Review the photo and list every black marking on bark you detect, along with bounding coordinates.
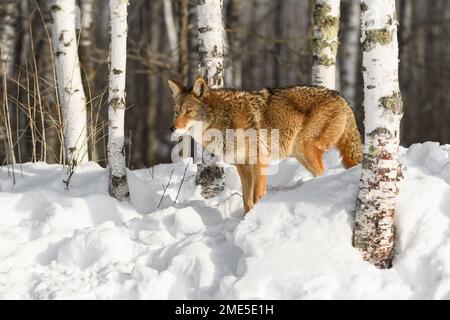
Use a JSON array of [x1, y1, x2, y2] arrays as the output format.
[[113, 68, 123, 75], [109, 97, 125, 111], [51, 5, 62, 11], [64, 39, 73, 47], [367, 127, 393, 139], [360, 2, 368, 12], [109, 174, 130, 200], [196, 163, 225, 199], [199, 26, 213, 33]]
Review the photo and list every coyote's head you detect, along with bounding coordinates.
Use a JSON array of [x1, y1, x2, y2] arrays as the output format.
[[167, 76, 211, 136]]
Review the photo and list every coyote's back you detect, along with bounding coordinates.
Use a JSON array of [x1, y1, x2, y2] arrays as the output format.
[[168, 77, 363, 214]]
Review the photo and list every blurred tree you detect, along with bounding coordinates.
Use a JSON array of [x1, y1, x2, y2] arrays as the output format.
[[339, 0, 359, 108]]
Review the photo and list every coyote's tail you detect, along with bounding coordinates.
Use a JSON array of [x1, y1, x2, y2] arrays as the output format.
[[337, 106, 363, 168]]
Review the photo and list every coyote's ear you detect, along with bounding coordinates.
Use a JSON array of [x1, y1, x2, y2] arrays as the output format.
[[192, 76, 209, 99], [168, 79, 185, 97]]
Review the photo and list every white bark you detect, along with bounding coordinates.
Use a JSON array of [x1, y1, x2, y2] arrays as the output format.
[[108, 0, 130, 201], [340, 0, 360, 108], [196, 0, 225, 198], [52, 0, 89, 166], [353, 0, 404, 269], [198, 0, 225, 87], [312, 0, 341, 89], [162, 0, 178, 59]]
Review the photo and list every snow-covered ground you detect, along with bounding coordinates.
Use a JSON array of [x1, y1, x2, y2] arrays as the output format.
[[1, 142, 450, 299]]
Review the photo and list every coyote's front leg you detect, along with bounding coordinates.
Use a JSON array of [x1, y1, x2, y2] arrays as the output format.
[[236, 164, 255, 215], [253, 162, 267, 204]]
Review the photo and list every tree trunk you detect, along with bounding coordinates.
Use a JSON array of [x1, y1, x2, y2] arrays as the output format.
[[145, 0, 159, 167], [178, 0, 189, 83], [78, 0, 98, 162], [312, 0, 341, 89], [163, 0, 178, 61], [353, 0, 404, 269], [273, 0, 283, 87], [35, 0, 60, 164], [51, 0, 89, 167], [339, 0, 359, 108], [398, 0, 414, 145], [225, 0, 243, 88], [0, 0, 18, 77], [0, 0, 19, 166], [108, 0, 130, 201], [196, 0, 225, 199], [79, 0, 95, 81]]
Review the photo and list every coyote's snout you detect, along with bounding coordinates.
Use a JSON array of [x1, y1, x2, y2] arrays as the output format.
[[168, 76, 363, 215]]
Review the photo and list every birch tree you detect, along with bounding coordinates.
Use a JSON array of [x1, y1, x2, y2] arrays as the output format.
[[108, 0, 130, 201], [52, 0, 89, 170], [339, 0, 360, 108], [353, 0, 404, 269], [312, 0, 341, 89], [196, 0, 225, 198]]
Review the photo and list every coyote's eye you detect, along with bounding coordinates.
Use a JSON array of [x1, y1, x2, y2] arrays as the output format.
[[186, 109, 192, 115]]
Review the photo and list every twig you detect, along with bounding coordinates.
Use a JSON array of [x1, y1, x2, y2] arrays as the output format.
[[174, 159, 191, 204], [62, 159, 77, 190], [158, 169, 174, 209], [149, 142, 160, 179], [128, 129, 133, 169]]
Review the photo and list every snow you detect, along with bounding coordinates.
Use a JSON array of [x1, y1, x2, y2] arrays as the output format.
[[1, 142, 450, 299]]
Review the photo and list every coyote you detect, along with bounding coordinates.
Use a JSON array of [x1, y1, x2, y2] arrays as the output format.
[[168, 76, 363, 214]]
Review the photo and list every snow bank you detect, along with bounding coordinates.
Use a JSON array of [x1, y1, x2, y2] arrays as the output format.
[[1, 143, 450, 299]]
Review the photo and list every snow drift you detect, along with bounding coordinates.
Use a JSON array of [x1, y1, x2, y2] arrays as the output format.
[[1, 142, 450, 299]]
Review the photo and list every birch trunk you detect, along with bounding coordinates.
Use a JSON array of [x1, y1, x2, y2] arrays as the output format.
[[52, 0, 89, 167], [312, 0, 341, 89], [353, 0, 404, 269], [339, 0, 360, 108], [108, 0, 130, 201], [196, 0, 225, 199]]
